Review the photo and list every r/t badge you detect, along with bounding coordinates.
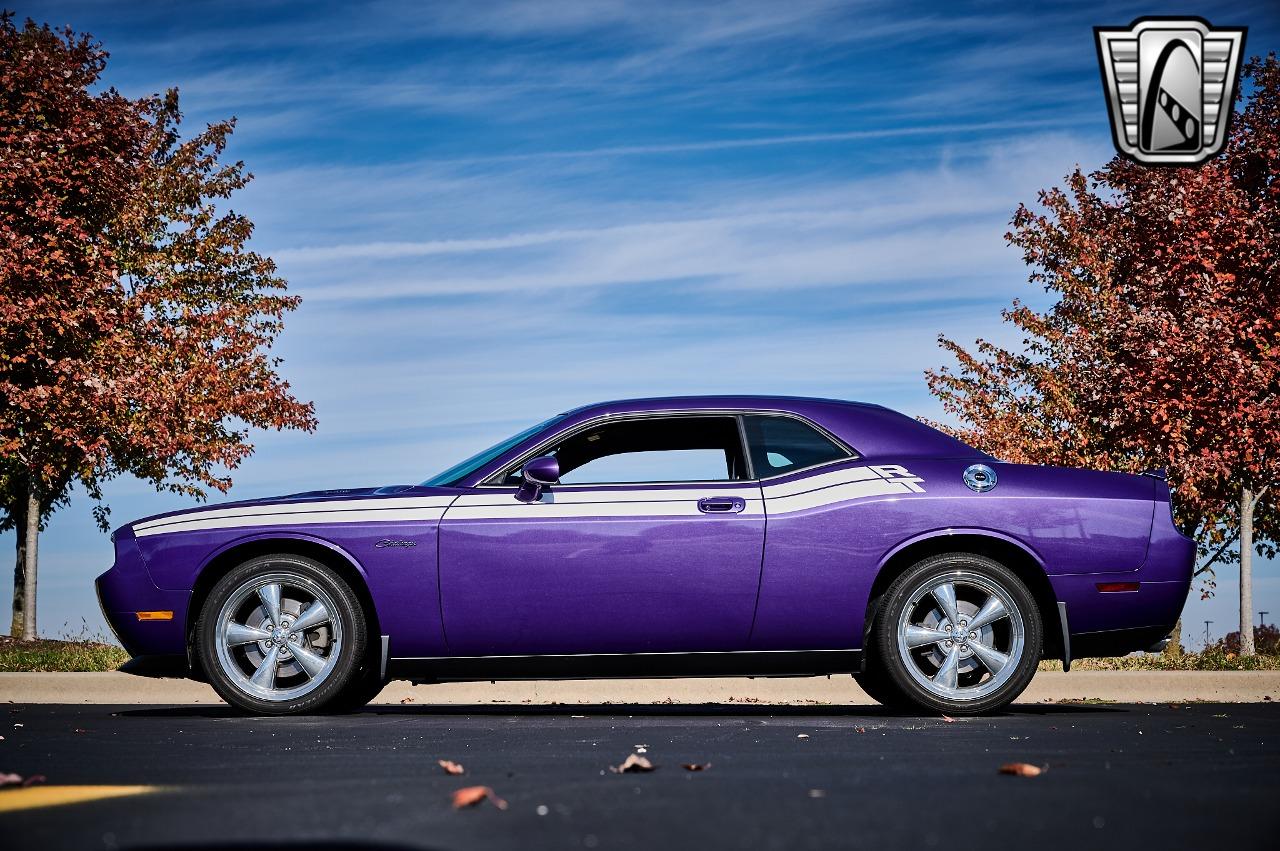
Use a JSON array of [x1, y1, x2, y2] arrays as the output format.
[[1094, 17, 1246, 166]]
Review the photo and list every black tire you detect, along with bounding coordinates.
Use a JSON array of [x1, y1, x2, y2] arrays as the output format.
[[852, 668, 909, 709], [331, 659, 387, 712], [855, 597, 911, 709], [196, 554, 368, 715], [871, 553, 1042, 716]]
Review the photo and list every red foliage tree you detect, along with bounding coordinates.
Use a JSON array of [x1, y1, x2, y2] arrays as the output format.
[[926, 55, 1280, 655], [0, 15, 315, 639]]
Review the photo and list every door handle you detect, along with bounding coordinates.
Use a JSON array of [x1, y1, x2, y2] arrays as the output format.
[[697, 497, 746, 514]]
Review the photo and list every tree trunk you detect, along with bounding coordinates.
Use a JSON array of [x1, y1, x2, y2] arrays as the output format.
[[20, 479, 39, 641], [9, 519, 25, 638], [1239, 486, 1255, 656], [1163, 616, 1184, 657]]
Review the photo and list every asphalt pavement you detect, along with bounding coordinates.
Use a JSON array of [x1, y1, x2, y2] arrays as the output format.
[[1, 701, 1277, 850]]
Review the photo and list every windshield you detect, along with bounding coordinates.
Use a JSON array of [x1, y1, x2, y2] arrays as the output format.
[[421, 415, 567, 487]]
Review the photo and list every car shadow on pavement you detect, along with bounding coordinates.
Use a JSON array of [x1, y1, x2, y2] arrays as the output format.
[[122, 844, 438, 851], [116, 701, 1125, 719]]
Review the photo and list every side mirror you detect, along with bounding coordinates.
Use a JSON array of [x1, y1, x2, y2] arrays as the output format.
[[515, 456, 559, 503]]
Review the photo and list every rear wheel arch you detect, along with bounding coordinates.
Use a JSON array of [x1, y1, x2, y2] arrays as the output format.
[[187, 537, 380, 680], [864, 533, 1063, 662]]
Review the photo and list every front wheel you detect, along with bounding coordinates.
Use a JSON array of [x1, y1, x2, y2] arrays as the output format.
[[196, 555, 367, 715], [871, 554, 1041, 715]]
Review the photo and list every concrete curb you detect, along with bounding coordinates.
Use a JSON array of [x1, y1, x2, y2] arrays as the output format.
[[1, 670, 1277, 706]]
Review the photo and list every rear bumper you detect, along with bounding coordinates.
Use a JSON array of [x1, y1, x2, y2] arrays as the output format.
[[1050, 504, 1194, 660], [1069, 625, 1177, 659]]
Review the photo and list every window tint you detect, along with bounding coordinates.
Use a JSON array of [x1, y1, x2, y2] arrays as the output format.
[[499, 416, 749, 484], [742, 415, 850, 478]]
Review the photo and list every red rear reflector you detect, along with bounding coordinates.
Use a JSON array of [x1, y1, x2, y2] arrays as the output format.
[[1095, 582, 1140, 593], [135, 611, 174, 621]]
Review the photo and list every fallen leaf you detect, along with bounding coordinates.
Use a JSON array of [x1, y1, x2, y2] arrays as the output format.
[[451, 785, 507, 810], [610, 753, 655, 773], [853, 726, 866, 734], [999, 763, 1045, 777], [941, 715, 955, 723], [438, 759, 465, 775], [0, 772, 44, 788], [400, 697, 415, 704], [682, 763, 711, 771]]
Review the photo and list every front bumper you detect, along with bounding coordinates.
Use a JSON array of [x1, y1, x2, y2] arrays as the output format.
[[96, 527, 191, 659]]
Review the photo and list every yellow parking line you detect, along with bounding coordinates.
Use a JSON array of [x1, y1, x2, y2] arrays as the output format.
[[0, 785, 158, 813]]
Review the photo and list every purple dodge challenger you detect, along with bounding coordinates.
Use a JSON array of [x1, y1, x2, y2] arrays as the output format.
[[98, 396, 1193, 715]]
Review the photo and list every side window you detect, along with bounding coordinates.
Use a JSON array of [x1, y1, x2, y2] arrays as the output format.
[[561, 449, 729, 484], [500, 416, 749, 484], [742, 415, 850, 478]]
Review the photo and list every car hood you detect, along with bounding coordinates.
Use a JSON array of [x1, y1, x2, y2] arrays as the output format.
[[119, 484, 459, 534]]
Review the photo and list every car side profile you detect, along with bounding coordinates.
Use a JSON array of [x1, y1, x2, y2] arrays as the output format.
[[97, 396, 1194, 715]]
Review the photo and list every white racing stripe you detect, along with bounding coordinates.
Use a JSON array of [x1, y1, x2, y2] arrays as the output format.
[[760, 465, 883, 498], [765, 477, 918, 514], [132, 496, 457, 538], [454, 487, 760, 506], [134, 506, 452, 537], [133, 495, 457, 531], [129, 467, 926, 537], [761, 463, 926, 514], [447, 488, 764, 520]]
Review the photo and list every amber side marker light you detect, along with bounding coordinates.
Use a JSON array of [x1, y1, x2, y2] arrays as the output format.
[[135, 611, 174, 621], [1095, 582, 1140, 593]]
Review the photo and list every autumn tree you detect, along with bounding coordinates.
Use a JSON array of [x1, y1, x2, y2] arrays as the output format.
[[0, 15, 315, 639], [926, 55, 1280, 656]]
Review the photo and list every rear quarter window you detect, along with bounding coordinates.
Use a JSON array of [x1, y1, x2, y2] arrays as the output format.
[[742, 415, 851, 478]]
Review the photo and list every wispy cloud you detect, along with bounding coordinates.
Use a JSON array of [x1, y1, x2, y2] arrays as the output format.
[[260, 132, 1104, 302]]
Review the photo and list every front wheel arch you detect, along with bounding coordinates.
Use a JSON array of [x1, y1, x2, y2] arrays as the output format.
[[187, 537, 380, 682], [863, 534, 1063, 665]]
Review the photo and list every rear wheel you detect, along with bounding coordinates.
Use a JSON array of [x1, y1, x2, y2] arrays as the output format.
[[852, 666, 908, 709], [872, 553, 1041, 715], [196, 555, 367, 715]]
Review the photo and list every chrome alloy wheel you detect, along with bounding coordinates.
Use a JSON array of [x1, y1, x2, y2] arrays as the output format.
[[214, 570, 344, 702], [895, 570, 1025, 702]]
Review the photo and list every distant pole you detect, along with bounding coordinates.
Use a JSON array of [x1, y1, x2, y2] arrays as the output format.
[[1203, 620, 1213, 647], [1261, 612, 1270, 627]]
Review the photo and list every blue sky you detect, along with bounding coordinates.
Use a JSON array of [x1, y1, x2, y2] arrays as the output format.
[[8, 0, 1279, 647]]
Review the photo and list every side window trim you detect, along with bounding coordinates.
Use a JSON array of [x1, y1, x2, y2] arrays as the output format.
[[477, 409, 856, 487], [735, 414, 757, 481], [481, 411, 751, 487]]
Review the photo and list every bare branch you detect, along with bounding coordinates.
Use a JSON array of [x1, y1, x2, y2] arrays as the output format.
[[1194, 530, 1241, 577]]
